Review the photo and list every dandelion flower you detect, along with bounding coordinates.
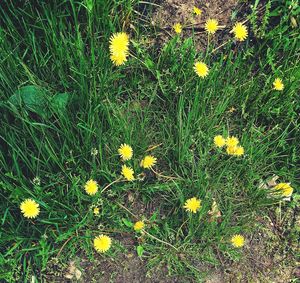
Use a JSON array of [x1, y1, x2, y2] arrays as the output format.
[[110, 52, 128, 66], [275, 183, 293, 197], [93, 207, 100, 215], [273, 78, 284, 91], [173, 23, 182, 34], [233, 22, 248, 41], [226, 136, 239, 147], [231, 234, 245, 248], [118, 144, 133, 161], [234, 146, 244, 156], [194, 61, 209, 78], [193, 7, 202, 16], [205, 19, 219, 34], [84, 179, 98, 195], [184, 197, 201, 213], [94, 234, 112, 253], [134, 221, 145, 231], [109, 32, 129, 66], [226, 146, 237, 155], [121, 165, 135, 181], [20, 199, 40, 218], [140, 155, 157, 169], [214, 135, 226, 148]]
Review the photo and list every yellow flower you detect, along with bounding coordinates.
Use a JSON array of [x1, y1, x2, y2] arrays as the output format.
[[214, 135, 226, 148], [94, 234, 112, 253], [232, 22, 248, 41], [84, 179, 98, 195], [275, 183, 293, 197], [231, 234, 245, 248], [226, 146, 237, 155], [234, 146, 244, 156], [20, 199, 40, 218], [109, 32, 129, 66], [121, 165, 135, 181], [118, 144, 133, 161], [193, 6, 202, 15], [183, 197, 201, 213], [173, 23, 182, 34], [194, 61, 209, 78], [93, 207, 100, 215], [140, 155, 157, 169], [273, 78, 284, 91], [110, 52, 128, 66], [134, 221, 145, 231], [205, 19, 219, 34], [226, 136, 239, 147]]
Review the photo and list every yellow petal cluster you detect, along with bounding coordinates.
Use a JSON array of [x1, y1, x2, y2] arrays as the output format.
[[231, 234, 245, 248], [121, 165, 135, 181], [205, 19, 219, 34], [20, 199, 40, 219], [94, 234, 112, 253], [275, 183, 293, 197], [214, 135, 226, 148], [193, 7, 202, 16], [140, 155, 157, 169], [109, 32, 129, 66], [134, 221, 145, 231], [194, 61, 209, 78], [273, 78, 284, 91], [233, 22, 248, 41], [183, 197, 201, 213], [84, 179, 98, 195], [118, 144, 133, 161], [173, 23, 182, 34]]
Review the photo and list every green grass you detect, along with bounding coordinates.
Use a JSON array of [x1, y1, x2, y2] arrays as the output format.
[[0, 0, 299, 281]]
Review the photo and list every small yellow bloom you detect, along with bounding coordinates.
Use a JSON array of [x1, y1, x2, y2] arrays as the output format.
[[234, 146, 244, 156], [121, 165, 135, 181], [231, 234, 245, 248], [183, 197, 201, 213], [93, 207, 100, 215], [173, 23, 182, 34], [110, 52, 127, 66], [94, 234, 112, 253], [118, 144, 133, 161], [134, 221, 145, 231], [226, 146, 237, 155], [194, 61, 209, 78], [226, 136, 239, 147], [232, 22, 248, 41], [20, 199, 40, 219], [214, 135, 226, 148], [275, 183, 293, 197], [205, 19, 219, 34], [84, 179, 98, 195], [273, 78, 284, 91], [140, 155, 157, 169], [109, 32, 129, 66], [193, 6, 202, 15]]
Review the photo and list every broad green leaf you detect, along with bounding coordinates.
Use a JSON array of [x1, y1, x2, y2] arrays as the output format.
[[50, 92, 69, 112], [122, 218, 133, 228], [8, 85, 49, 118], [136, 245, 144, 257]]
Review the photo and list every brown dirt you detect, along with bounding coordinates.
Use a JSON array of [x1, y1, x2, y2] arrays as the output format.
[[149, 0, 244, 50]]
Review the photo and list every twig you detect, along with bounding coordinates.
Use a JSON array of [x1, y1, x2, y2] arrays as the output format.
[[101, 177, 122, 193], [57, 236, 73, 257]]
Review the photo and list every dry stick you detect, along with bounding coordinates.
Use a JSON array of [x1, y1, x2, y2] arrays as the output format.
[[145, 143, 163, 152], [116, 202, 179, 251], [101, 177, 122, 194], [57, 236, 73, 257], [151, 168, 182, 180]]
